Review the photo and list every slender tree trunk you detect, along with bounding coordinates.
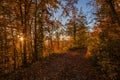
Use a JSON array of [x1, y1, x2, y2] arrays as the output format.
[[57, 38, 60, 50], [34, 0, 38, 61], [23, 0, 27, 66], [39, 22, 44, 58], [73, 21, 76, 44], [50, 34, 53, 53], [4, 26, 8, 72], [107, 0, 120, 26], [56, 32, 60, 50], [29, 18, 34, 62], [13, 40, 16, 70], [19, 0, 23, 26], [11, 27, 16, 70]]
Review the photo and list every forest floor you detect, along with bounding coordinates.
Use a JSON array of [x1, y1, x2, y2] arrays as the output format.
[[4, 48, 105, 80]]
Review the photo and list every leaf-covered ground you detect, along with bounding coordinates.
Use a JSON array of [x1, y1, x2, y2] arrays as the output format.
[[6, 49, 105, 80]]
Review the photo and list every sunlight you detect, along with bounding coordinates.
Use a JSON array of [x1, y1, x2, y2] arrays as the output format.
[[20, 37, 24, 41]]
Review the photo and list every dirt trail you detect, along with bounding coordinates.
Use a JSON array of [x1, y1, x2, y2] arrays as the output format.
[[9, 49, 104, 80]]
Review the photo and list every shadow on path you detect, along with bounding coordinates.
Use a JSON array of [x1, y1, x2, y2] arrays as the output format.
[[8, 48, 105, 80]]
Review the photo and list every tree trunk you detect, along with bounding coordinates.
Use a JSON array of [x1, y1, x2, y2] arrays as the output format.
[[34, 0, 38, 61], [22, 0, 27, 66], [107, 0, 120, 26], [73, 21, 76, 44], [38, 23, 44, 58]]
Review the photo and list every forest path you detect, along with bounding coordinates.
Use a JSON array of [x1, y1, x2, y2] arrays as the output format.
[[10, 49, 104, 80]]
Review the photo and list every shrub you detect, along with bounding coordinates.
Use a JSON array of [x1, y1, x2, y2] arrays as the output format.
[[91, 38, 120, 80]]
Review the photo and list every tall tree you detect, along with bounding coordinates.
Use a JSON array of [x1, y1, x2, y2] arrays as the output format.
[[67, 8, 88, 46], [90, 0, 120, 79], [0, 0, 79, 75]]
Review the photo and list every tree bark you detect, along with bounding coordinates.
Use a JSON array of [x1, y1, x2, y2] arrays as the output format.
[[73, 21, 76, 44], [106, 0, 120, 26], [34, 0, 38, 61], [22, 0, 27, 66]]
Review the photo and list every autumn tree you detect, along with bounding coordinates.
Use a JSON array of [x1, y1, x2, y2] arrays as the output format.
[[90, 0, 120, 79], [0, 0, 79, 76], [67, 8, 88, 47]]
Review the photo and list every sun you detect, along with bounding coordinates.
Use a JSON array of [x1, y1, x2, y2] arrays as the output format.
[[20, 37, 24, 41]]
